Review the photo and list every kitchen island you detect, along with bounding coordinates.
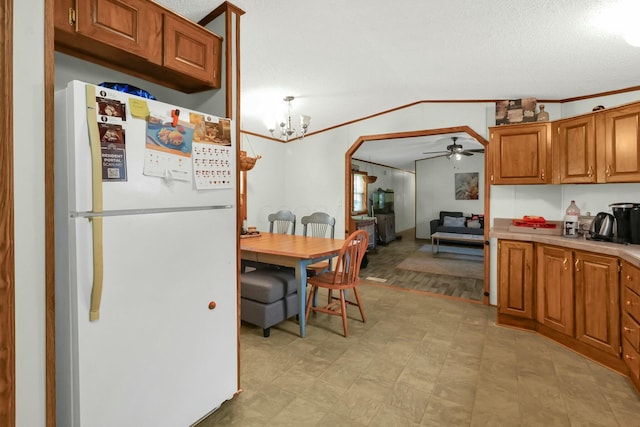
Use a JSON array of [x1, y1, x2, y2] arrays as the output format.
[[491, 219, 640, 396]]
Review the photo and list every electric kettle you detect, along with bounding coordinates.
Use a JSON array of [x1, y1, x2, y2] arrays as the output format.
[[589, 212, 615, 240]]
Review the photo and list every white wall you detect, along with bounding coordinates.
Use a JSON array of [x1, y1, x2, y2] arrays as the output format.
[[415, 153, 485, 239], [246, 95, 640, 307], [14, 2, 46, 425]]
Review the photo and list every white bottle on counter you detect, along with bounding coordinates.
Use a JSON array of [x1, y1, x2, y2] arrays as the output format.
[[564, 200, 580, 238]]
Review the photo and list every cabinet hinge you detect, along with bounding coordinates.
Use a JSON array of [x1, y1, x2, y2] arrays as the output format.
[[618, 264, 622, 273], [68, 8, 76, 26]]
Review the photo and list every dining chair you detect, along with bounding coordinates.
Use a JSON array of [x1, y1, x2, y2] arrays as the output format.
[[301, 212, 336, 276], [268, 210, 296, 235], [305, 229, 369, 337], [242, 210, 297, 273]]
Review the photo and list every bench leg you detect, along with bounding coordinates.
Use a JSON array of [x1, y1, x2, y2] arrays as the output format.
[[263, 327, 270, 338]]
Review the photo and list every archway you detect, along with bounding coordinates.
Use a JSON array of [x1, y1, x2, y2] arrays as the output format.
[[344, 125, 491, 304]]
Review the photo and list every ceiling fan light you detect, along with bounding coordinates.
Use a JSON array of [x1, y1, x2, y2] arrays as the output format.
[[454, 153, 462, 160]]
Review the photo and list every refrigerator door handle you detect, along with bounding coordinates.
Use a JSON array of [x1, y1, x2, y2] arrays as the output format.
[[86, 85, 104, 321]]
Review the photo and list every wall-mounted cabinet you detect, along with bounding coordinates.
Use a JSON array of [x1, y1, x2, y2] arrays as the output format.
[[554, 114, 597, 183], [55, 0, 222, 93], [492, 101, 640, 185], [490, 123, 551, 184]]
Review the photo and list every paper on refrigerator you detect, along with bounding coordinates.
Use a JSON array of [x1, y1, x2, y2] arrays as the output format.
[[143, 112, 194, 182]]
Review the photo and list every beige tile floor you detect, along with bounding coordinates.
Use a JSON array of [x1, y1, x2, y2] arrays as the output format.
[[198, 284, 640, 426]]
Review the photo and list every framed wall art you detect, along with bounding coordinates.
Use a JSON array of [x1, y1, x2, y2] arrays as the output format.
[[455, 172, 479, 200]]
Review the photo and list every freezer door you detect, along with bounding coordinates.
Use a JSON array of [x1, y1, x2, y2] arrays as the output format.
[[57, 208, 237, 427], [59, 80, 235, 213]]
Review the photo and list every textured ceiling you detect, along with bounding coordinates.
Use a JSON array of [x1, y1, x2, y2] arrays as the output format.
[[155, 0, 640, 171]]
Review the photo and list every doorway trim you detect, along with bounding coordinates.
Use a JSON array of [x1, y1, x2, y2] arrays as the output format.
[[0, 0, 15, 424], [344, 125, 491, 305]]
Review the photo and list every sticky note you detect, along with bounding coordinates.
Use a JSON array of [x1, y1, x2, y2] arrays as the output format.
[[129, 99, 149, 119]]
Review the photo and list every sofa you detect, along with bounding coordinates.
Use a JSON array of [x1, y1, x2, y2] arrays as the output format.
[[429, 211, 484, 236]]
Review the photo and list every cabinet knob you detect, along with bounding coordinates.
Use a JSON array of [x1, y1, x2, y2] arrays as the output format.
[[606, 165, 612, 176], [541, 169, 545, 180], [208, 301, 217, 310], [563, 258, 569, 270], [625, 354, 635, 361], [574, 259, 580, 272], [587, 165, 594, 177], [627, 274, 632, 281], [626, 300, 632, 306], [623, 326, 634, 333]]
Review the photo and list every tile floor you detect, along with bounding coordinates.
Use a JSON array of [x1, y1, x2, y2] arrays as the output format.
[[197, 283, 640, 426]]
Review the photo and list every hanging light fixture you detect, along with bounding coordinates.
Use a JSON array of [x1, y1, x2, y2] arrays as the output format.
[[267, 96, 311, 141]]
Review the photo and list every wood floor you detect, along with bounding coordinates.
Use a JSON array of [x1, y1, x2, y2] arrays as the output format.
[[361, 233, 484, 302]]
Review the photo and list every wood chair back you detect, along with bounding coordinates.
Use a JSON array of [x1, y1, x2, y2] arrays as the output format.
[[301, 212, 335, 238], [305, 230, 369, 337], [268, 210, 296, 235]]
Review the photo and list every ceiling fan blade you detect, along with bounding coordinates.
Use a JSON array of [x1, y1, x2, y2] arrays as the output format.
[[461, 151, 473, 156], [423, 153, 450, 159], [421, 150, 449, 155], [466, 148, 485, 153]]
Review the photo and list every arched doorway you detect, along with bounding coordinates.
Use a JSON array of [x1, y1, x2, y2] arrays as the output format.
[[343, 125, 491, 305]]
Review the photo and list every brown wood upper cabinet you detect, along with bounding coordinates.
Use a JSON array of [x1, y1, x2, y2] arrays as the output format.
[[490, 123, 551, 184], [603, 103, 640, 182], [554, 114, 597, 183], [553, 102, 640, 183], [55, 0, 222, 93]]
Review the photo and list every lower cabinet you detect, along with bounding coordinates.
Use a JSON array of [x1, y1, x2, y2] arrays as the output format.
[[536, 244, 575, 336], [498, 240, 627, 380], [574, 251, 620, 355], [498, 240, 534, 319], [622, 261, 640, 385]]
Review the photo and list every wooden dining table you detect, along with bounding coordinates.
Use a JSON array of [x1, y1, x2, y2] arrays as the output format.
[[240, 232, 345, 337]]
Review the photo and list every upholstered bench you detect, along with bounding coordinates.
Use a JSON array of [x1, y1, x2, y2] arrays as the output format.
[[240, 268, 299, 337]]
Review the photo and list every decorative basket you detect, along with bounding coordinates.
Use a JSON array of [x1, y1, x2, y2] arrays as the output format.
[[240, 150, 261, 171], [365, 175, 378, 184]]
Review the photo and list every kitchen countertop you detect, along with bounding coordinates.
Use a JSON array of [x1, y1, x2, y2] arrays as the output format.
[[490, 221, 640, 268]]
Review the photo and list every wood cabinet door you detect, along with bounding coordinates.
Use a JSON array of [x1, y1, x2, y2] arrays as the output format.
[[163, 13, 220, 86], [498, 240, 534, 318], [490, 123, 551, 184], [604, 103, 640, 182], [76, 0, 159, 59], [574, 251, 620, 355], [536, 244, 574, 335], [55, 0, 76, 34], [555, 115, 597, 183]]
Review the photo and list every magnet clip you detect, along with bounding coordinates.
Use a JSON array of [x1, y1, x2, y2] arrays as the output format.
[[171, 109, 180, 127]]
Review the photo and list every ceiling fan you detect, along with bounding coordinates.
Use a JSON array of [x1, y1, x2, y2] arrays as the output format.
[[422, 136, 485, 160]]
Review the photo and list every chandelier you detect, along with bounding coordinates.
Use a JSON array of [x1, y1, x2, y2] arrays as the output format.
[[267, 96, 311, 141]]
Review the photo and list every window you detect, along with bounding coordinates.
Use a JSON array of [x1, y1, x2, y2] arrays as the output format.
[[352, 171, 368, 215]]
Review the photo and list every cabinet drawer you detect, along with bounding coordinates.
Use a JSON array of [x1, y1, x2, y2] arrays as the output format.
[[622, 311, 640, 351], [622, 261, 640, 295], [624, 287, 640, 323], [623, 337, 640, 380]]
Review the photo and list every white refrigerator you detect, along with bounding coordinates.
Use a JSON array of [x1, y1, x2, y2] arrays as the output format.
[[54, 80, 238, 427]]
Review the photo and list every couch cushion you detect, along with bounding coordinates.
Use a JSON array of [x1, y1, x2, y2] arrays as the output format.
[[240, 269, 297, 304], [436, 225, 484, 235], [442, 216, 466, 227], [439, 211, 463, 222]]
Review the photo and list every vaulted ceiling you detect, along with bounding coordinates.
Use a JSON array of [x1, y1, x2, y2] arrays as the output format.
[[155, 0, 640, 170]]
